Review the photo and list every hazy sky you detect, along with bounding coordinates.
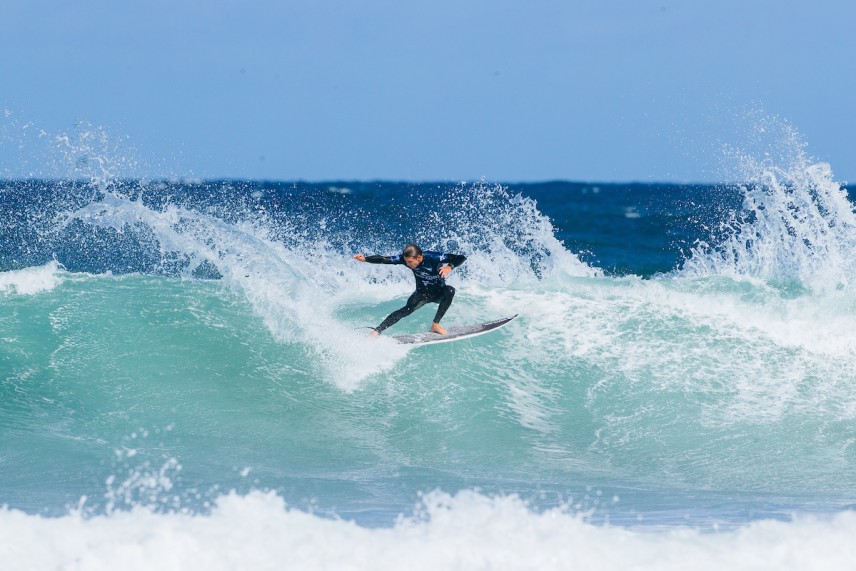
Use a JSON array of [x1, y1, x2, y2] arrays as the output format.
[[2, 0, 854, 182]]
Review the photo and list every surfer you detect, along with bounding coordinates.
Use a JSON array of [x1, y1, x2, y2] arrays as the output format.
[[353, 243, 466, 336]]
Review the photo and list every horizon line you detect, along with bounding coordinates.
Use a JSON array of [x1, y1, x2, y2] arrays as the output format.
[[0, 177, 758, 186]]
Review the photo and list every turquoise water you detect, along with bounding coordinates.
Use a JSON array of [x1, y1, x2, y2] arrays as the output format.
[[4, 257, 856, 524]]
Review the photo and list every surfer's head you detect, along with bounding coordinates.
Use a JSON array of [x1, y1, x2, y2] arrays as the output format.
[[402, 243, 423, 268]]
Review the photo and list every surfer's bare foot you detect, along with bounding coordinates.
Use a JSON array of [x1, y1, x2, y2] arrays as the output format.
[[369, 329, 379, 337], [430, 323, 447, 335]]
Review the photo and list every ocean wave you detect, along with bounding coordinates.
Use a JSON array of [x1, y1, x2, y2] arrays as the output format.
[[4, 271, 856, 500], [4, 116, 856, 559], [681, 122, 856, 293]]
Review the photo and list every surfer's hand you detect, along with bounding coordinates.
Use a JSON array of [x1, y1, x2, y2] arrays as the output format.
[[353, 254, 366, 262], [439, 265, 452, 278]]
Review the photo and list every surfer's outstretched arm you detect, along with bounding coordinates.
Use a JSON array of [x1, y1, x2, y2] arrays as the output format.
[[353, 254, 401, 264]]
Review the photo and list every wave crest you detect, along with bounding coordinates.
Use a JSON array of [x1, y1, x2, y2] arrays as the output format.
[[682, 122, 856, 293], [0, 261, 64, 296]]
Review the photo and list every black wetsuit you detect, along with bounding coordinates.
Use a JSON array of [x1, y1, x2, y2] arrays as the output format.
[[364, 251, 467, 333]]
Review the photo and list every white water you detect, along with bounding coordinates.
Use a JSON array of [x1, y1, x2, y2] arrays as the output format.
[[2, 490, 855, 571], [0, 261, 64, 296], [57, 179, 601, 392], [61, 192, 415, 391], [683, 122, 856, 293]]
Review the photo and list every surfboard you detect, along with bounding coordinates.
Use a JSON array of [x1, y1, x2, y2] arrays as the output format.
[[391, 315, 518, 346]]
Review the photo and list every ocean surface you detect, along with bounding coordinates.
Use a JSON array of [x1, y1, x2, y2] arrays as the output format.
[[3, 137, 856, 568]]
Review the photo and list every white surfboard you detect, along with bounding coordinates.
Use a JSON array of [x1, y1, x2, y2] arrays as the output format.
[[391, 315, 518, 346]]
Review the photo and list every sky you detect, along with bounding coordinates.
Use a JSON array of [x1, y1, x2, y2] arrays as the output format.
[[1, 0, 854, 182]]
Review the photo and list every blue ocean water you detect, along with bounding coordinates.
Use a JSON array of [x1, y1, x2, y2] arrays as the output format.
[[3, 130, 856, 569]]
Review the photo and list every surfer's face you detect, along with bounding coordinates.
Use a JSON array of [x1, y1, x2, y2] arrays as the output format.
[[404, 255, 423, 269]]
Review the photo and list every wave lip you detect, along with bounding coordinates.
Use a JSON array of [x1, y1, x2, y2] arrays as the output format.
[[682, 127, 856, 294], [0, 261, 64, 295]]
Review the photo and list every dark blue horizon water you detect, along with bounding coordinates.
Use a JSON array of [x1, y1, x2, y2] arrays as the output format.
[[9, 179, 846, 278]]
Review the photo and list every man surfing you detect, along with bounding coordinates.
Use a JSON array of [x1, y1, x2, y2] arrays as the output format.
[[353, 243, 466, 336]]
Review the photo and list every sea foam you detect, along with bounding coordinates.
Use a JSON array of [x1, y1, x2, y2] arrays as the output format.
[[0, 261, 64, 295], [683, 120, 856, 293], [2, 490, 855, 571]]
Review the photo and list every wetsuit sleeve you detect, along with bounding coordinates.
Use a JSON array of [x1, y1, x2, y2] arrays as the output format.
[[364, 255, 403, 265], [443, 254, 467, 268]]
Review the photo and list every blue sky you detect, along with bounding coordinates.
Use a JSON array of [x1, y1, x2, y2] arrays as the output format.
[[2, 1, 854, 182]]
